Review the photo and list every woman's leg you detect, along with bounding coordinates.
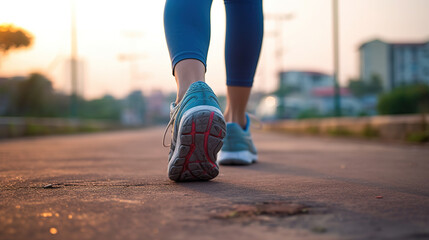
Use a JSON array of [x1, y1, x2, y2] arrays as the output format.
[[164, 0, 213, 103], [218, 0, 263, 166], [224, 86, 252, 127], [223, 0, 264, 127], [163, 0, 226, 181]]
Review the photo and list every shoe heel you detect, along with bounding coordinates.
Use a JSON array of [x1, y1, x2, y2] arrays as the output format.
[[168, 108, 226, 181]]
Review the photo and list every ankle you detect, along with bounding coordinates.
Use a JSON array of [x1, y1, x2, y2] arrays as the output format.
[[224, 111, 246, 128], [174, 59, 206, 104]]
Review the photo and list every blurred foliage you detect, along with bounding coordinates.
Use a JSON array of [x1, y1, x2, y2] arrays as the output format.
[[297, 108, 323, 119], [125, 90, 146, 118], [327, 127, 352, 137], [78, 94, 122, 120], [0, 73, 145, 121], [377, 84, 429, 115], [305, 126, 320, 134], [406, 131, 429, 143], [0, 73, 67, 117], [0, 24, 33, 54], [273, 84, 300, 97], [348, 74, 383, 97], [361, 124, 379, 138], [16, 73, 60, 116]]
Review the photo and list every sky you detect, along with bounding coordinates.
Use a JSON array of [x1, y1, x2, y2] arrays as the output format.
[[1, 0, 429, 99]]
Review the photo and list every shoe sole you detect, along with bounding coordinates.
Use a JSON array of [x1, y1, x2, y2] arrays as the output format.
[[168, 106, 226, 182], [218, 150, 258, 165]]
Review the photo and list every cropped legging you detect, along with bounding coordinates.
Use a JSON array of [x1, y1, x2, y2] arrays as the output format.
[[164, 0, 264, 87]]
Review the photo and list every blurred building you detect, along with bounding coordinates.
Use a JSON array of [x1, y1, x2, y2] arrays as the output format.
[[121, 90, 146, 126], [257, 88, 363, 120], [359, 39, 429, 91], [0, 77, 9, 115], [256, 71, 365, 120], [146, 90, 170, 124], [279, 71, 333, 96], [0, 76, 27, 115], [309, 87, 363, 116]]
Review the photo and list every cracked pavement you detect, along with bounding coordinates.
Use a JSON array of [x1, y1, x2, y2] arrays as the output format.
[[1, 128, 429, 240]]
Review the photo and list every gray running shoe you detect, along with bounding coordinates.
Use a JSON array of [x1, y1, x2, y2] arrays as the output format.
[[217, 114, 258, 165], [163, 81, 226, 181]]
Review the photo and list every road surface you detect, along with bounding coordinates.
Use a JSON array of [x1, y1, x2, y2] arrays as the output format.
[[1, 128, 428, 240]]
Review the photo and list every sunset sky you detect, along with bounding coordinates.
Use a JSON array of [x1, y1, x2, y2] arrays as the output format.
[[1, 0, 429, 99]]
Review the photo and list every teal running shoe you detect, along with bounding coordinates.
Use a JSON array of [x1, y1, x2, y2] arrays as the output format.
[[163, 81, 226, 181], [217, 114, 258, 165]]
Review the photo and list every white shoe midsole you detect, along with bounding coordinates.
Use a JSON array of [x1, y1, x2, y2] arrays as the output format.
[[218, 150, 258, 163]]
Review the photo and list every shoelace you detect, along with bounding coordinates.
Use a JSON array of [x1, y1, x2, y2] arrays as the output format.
[[162, 102, 181, 148]]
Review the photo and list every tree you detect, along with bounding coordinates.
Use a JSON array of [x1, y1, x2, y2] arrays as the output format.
[[0, 24, 33, 54], [348, 74, 383, 97], [0, 77, 20, 115], [366, 74, 383, 93], [377, 84, 429, 115], [0, 74, 70, 117], [0, 72, 142, 121], [126, 90, 146, 118], [15, 73, 57, 117], [0, 24, 33, 69], [78, 95, 122, 120]]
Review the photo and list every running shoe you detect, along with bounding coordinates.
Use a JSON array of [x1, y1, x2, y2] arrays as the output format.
[[163, 81, 226, 181], [217, 114, 258, 165]]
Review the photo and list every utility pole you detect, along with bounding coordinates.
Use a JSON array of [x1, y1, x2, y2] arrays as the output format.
[[118, 32, 145, 125], [264, 14, 294, 80], [332, 0, 342, 117], [264, 13, 293, 118], [118, 31, 145, 90], [70, 0, 78, 118]]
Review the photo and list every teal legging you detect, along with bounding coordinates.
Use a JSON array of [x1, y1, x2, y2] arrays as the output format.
[[164, 0, 264, 87]]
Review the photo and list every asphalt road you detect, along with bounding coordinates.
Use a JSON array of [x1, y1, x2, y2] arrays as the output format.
[[1, 128, 428, 240]]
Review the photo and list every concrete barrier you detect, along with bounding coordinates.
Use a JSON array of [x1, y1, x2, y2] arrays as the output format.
[[264, 114, 429, 143], [0, 117, 124, 138]]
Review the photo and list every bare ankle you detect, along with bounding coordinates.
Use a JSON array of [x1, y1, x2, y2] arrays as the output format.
[[224, 85, 251, 128], [224, 111, 246, 128], [174, 59, 206, 104]]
